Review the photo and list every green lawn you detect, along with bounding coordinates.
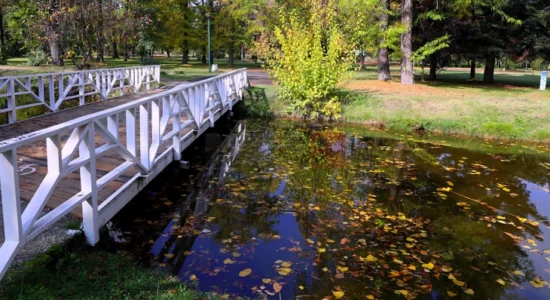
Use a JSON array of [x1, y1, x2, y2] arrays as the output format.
[[246, 66, 550, 143], [1, 234, 223, 299]]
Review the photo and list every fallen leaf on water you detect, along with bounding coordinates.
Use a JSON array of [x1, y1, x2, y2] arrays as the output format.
[[189, 274, 197, 281], [299, 285, 304, 290], [496, 279, 506, 285], [232, 252, 241, 257], [513, 270, 524, 276], [262, 278, 272, 284], [239, 268, 252, 277], [465, 289, 474, 295], [281, 261, 292, 268], [223, 258, 235, 265], [422, 262, 434, 270], [447, 291, 457, 297], [165, 253, 174, 259], [277, 267, 292, 276], [395, 290, 408, 296], [337, 266, 349, 273], [366, 295, 374, 299], [393, 258, 403, 265], [332, 291, 345, 299], [530, 279, 545, 288], [307, 239, 315, 244], [341, 238, 350, 245], [408, 265, 416, 271], [452, 278, 465, 287], [164, 201, 173, 206], [319, 248, 327, 253], [366, 254, 377, 262], [273, 282, 282, 293], [441, 266, 453, 272]]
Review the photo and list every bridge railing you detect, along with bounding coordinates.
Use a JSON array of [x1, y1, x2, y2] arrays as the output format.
[[0, 68, 247, 280], [0, 65, 161, 125]]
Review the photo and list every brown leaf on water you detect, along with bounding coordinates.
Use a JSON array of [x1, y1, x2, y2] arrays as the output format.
[[341, 237, 350, 245], [239, 268, 252, 277], [273, 282, 283, 293]]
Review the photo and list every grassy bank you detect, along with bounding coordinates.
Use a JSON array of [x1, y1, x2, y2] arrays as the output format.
[[245, 67, 550, 143], [0, 234, 219, 299]]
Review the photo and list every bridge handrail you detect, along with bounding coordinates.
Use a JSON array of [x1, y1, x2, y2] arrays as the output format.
[[0, 65, 161, 125], [0, 68, 248, 280]]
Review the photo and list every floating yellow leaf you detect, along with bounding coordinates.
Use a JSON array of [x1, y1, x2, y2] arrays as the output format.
[[232, 252, 241, 257], [530, 279, 545, 288], [332, 291, 345, 299], [452, 279, 465, 287], [366, 254, 377, 262], [164, 201, 173, 206], [318, 248, 326, 253], [441, 266, 453, 272], [513, 270, 524, 276], [337, 266, 349, 273], [408, 265, 416, 271], [262, 278, 272, 284], [422, 262, 434, 270], [395, 290, 408, 296], [327, 239, 335, 243], [281, 261, 292, 268], [447, 291, 457, 297], [277, 267, 292, 276], [239, 268, 252, 277], [223, 258, 235, 265], [393, 258, 403, 265], [299, 285, 304, 290], [165, 253, 174, 259], [307, 239, 315, 244], [189, 274, 197, 281], [496, 279, 506, 285], [465, 289, 475, 295], [366, 295, 374, 299]]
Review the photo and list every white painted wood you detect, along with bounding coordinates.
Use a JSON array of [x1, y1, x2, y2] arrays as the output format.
[[0, 69, 248, 279], [0, 65, 161, 125]]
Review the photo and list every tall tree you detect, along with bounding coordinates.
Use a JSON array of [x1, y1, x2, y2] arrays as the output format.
[[400, 0, 413, 85], [378, 0, 390, 81]]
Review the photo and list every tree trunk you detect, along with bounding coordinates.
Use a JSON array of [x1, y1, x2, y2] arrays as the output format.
[[167, 49, 171, 60], [228, 41, 235, 67], [47, 0, 63, 66], [470, 58, 476, 80], [400, 0, 414, 85], [96, 0, 105, 62], [378, 0, 391, 81], [0, 7, 5, 48], [483, 55, 495, 82], [429, 53, 437, 80], [181, 40, 189, 64], [123, 45, 129, 61], [112, 41, 119, 59]]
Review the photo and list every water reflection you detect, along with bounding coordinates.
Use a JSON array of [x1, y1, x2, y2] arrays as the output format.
[[111, 120, 550, 299]]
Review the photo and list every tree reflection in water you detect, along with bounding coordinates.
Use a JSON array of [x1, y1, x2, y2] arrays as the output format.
[[110, 119, 550, 299]]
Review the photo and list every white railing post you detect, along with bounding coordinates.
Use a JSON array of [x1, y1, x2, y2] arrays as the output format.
[[7, 78, 16, 123], [81, 123, 99, 245], [139, 103, 150, 171], [0, 149, 23, 279]]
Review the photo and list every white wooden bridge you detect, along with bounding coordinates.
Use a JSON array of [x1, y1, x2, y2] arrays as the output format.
[[0, 66, 248, 279]]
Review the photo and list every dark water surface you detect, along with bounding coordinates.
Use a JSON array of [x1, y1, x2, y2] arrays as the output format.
[[109, 119, 550, 299]]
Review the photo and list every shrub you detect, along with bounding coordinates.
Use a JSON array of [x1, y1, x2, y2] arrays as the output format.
[[27, 49, 49, 66], [260, 3, 354, 119], [0, 47, 7, 65]]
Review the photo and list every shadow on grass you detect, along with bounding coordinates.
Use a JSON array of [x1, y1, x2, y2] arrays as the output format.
[[1, 234, 219, 299]]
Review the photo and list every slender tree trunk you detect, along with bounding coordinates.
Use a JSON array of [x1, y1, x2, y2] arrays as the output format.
[[483, 55, 495, 82], [400, 0, 414, 85], [123, 45, 129, 61], [112, 41, 119, 59], [378, 0, 391, 81], [470, 58, 476, 80], [429, 53, 437, 80], [228, 41, 235, 67], [0, 7, 5, 48], [182, 39, 189, 64], [241, 45, 245, 61], [96, 0, 105, 62], [167, 49, 171, 60], [47, 0, 63, 66]]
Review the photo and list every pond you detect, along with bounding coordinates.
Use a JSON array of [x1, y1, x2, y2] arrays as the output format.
[[108, 119, 550, 299]]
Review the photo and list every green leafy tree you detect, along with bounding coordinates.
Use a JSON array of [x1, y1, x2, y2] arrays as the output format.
[[263, 2, 354, 118]]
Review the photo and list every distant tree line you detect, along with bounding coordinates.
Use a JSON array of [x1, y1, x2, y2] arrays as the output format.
[[0, 0, 549, 85]]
